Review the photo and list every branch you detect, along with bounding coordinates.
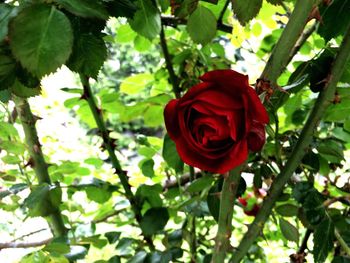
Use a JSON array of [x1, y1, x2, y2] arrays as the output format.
[[290, 229, 312, 263], [260, 0, 320, 86], [212, 167, 242, 263], [79, 75, 155, 250], [287, 21, 318, 65], [218, 0, 230, 25], [161, 15, 233, 34], [11, 228, 48, 242], [231, 23, 350, 263], [13, 97, 67, 237], [0, 238, 52, 250], [335, 228, 350, 256], [160, 25, 181, 98]]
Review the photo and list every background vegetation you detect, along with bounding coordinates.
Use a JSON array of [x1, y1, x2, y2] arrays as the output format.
[[0, 0, 350, 262]]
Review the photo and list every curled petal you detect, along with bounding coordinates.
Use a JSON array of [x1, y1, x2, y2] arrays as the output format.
[[247, 122, 266, 152]]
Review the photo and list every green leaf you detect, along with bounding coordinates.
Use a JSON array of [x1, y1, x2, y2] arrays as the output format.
[[317, 140, 344, 164], [0, 140, 25, 155], [134, 34, 152, 52], [105, 232, 121, 244], [129, 0, 161, 40], [9, 4, 73, 77], [136, 184, 163, 208], [275, 204, 299, 217], [67, 33, 107, 78], [304, 191, 326, 225], [317, 0, 350, 41], [187, 5, 217, 45], [107, 0, 137, 18], [313, 218, 334, 263], [140, 159, 155, 178], [279, 218, 299, 244], [140, 207, 169, 236], [0, 88, 11, 102], [324, 98, 350, 122], [187, 176, 214, 193], [115, 24, 137, 43], [20, 251, 49, 263], [344, 119, 350, 132], [0, 4, 17, 42], [162, 133, 184, 173], [120, 73, 153, 95], [292, 181, 313, 203], [0, 121, 19, 138], [115, 238, 135, 256], [54, 0, 109, 19], [85, 186, 112, 204], [207, 178, 222, 221], [144, 105, 164, 127], [24, 183, 56, 217], [0, 54, 16, 90], [1, 154, 21, 164], [266, 0, 283, 5], [44, 242, 70, 254], [332, 256, 350, 263], [129, 251, 147, 263], [232, 0, 263, 26], [11, 79, 41, 98]]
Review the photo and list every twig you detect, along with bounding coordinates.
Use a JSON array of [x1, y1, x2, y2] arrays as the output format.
[[218, 0, 230, 25], [79, 75, 155, 250], [160, 25, 181, 98], [290, 229, 312, 263], [323, 196, 350, 207], [11, 228, 48, 242], [163, 172, 203, 190], [231, 21, 350, 263], [13, 97, 67, 237], [335, 228, 350, 256], [0, 238, 53, 250], [287, 21, 318, 65], [298, 228, 312, 254], [92, 209, 126, 224], [212, 166, 242, 263], [161, 15, 233, 34]]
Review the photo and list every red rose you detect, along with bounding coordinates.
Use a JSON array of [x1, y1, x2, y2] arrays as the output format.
[[164, 69, 269, 173]]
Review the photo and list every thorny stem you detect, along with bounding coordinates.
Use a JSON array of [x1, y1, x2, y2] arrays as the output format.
[[160, 25, 181, 98], [231, 23, 350, 263], [79, 75, 155, 250], [260, 0, 321, 87], [212, 166, 242, 263], [13, 97, 67, 237]]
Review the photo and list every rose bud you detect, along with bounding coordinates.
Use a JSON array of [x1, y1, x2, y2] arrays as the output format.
[[164, 69, 269, 173], [238, 195, 260, 217]]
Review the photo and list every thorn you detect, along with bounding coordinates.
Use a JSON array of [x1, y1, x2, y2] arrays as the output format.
[[79, 93, 88, 100], [32, 114, 43, 124], [308, 6, 322, 23], [24, 157, 35, 168]]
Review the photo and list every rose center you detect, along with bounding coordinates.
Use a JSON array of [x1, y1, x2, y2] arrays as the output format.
[[190, 113, 233, 148]]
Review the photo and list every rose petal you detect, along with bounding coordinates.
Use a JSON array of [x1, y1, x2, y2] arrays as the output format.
[[164, 99, 181, 140], [247, 121, 266, 152], [200, 69, 249, 91], [195, 90, 244, 109], [180, 82, 213, 102], [246, 87, 269, 124]]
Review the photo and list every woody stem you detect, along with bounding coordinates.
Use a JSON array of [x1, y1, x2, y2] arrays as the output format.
[[212, 166, 242, 263]]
